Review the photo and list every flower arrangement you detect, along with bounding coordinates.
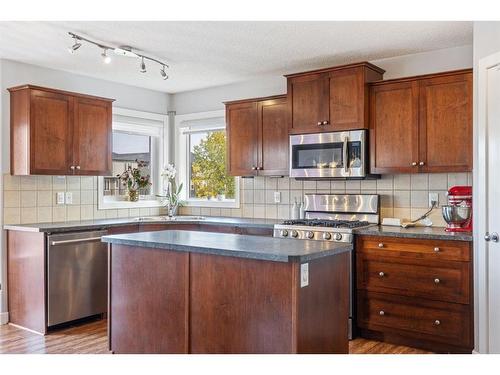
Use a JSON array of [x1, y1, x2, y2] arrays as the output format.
[[157, 164, 184, 217], [117, 160, 151, 202]]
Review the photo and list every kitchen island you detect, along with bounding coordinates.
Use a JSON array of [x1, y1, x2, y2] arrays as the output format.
[[102, 230, 352, 354]]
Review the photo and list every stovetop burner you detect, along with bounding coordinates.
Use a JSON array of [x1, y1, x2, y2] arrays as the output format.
[[281, 219, 371, 229]]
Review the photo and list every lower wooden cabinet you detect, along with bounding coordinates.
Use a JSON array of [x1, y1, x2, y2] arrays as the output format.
[[356, 235, 473, 353]]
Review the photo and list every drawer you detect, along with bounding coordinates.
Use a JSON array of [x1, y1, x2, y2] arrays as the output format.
[[357, 291, 472, 348], [357, 236, 471, 262], [357, 254, 470, 304]]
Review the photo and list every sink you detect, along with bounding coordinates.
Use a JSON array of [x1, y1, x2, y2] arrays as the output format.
[[133, 216, 205, 222]]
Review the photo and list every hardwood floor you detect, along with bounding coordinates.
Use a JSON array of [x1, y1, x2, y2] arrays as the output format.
[[0, 319, 431, 354]]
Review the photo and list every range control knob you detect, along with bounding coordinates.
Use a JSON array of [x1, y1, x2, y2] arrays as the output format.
[[322, 232, 332, 240], [306, 231, 314, 239], [333, 233, 343, 241], [291, 230, 299, 238], [280, 230, 289, 237]]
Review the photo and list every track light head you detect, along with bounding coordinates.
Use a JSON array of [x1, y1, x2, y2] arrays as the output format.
[[101, 49, 111, 64], [160, 66, 168, 80], [68, 36, 82, 54], [140, 57, 147, 73]]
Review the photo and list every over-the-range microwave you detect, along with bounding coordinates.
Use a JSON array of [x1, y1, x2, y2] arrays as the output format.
[[289, 130, 375, 179]]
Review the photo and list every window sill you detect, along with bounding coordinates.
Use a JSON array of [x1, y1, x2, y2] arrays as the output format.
[[98, 199, 164, 210], [183, 199, 240, 208]]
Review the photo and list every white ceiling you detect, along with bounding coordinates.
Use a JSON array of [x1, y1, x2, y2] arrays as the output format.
[[0, 21, 472, 94]]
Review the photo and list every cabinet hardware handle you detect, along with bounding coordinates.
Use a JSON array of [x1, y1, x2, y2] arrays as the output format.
[[252, 166, 257, 170], [378, 243, 384, 248], [379, 271, 385, 277], [434, 278, 440, 284], [258, 166, 263, 170], [76, 165, 81, 170], [434, 247, 440, 252], [322, 120, 329, 125], [485, 232, 499, 242], [379, 310, 385, 316], [412, 162, 417, 166], [419, 161, 425, 166], [317, 121, 323, 126], [70, 165, 75, 170], [434, 320, 441, 326]]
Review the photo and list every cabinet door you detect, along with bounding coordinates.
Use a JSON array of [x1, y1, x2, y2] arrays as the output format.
[[370, 81, 420, 174], [73, 97, 112, 175], [259, 97, 289, 176], [226, 102, 259, 176], [288, 73, 330, 134], [419, 73, 472, 172], [329, 67, 365, 131], [29, 90, 73, 175]]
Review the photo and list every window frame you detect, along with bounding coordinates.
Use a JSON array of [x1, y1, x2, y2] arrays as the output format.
[[175, 110, 240, 208], [97, 107, 168, 210]]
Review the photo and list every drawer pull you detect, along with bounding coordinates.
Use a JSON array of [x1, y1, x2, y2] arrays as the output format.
[[434, 320, 441, 326], [378, 243, 384, 248], [379, 271, 385, 277], [379, 310, 385, 316], [434, 247, 440, 252], [434, 278, 440, 284]]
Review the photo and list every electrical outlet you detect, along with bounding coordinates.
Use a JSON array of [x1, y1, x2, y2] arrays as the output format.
[[429, 192, 439, 207], [56, 192, 65, 205], [300, 263, 309, 288], [65, 192, 73, 205], [274, 191, 281, 203]]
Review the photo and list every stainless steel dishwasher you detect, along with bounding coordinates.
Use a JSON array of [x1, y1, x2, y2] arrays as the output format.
[[47, 230, 108, 327]]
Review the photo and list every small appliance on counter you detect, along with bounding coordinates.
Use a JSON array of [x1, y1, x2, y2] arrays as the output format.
[[442, 186, 472, 232]]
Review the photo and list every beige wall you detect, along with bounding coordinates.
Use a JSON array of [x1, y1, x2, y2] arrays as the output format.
[[180, 172, 473, 227]]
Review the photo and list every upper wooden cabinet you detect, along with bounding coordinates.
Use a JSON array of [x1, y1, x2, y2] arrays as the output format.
[[8, 85, 114, 176], [370, 70, 472, 174], [226, 95, 289, 177], [286, 63, 385, 134]]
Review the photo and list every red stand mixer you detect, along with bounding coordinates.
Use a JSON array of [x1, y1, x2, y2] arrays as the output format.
[[442, 186, 472, 232]]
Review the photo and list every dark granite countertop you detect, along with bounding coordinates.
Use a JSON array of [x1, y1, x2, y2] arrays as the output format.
[[3, 216, 279, 233], [354, 225, 473, 242], [102, 230, 352, 263]]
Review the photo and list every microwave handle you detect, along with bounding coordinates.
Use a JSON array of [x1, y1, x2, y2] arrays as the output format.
[[343, 136, 348, 173]]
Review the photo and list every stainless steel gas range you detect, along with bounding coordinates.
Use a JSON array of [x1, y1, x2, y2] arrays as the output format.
[[273, 194, 380, 339]]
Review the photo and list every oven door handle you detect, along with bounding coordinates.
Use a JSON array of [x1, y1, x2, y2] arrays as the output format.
[[343, 136, 349, 173]]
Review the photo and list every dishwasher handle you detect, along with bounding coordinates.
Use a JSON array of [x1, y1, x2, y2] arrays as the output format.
[[50, 237, 104, 246]]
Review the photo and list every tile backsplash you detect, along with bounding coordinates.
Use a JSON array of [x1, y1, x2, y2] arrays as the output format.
[[3, 172, 472, 227], [180, 172, 473, 228], [2, 174, 164, 225]]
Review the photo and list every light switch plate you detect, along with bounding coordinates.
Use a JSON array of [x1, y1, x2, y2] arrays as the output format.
[[65, 192, 73, 205], [300, 263, 309, 288], [56, 192, 65, 205], [274, 191, 281, 203]]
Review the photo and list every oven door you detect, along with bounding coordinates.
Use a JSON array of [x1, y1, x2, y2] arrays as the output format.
[[289, 130, 366, 178]]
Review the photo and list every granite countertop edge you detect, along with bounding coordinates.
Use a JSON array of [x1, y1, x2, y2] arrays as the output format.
[[102, 231, 353, 263], [3, 216, 279, 233], [353, 226, 473, 242]]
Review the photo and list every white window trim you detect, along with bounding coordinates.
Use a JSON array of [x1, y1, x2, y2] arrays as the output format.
[[98, 107, 168, 210], [175, 110, 240, 208]]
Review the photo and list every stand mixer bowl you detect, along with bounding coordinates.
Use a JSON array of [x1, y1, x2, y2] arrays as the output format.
[[442, 205, 471, 227]]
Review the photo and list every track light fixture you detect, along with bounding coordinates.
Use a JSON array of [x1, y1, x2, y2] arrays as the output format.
[[68, 36, 82, 54], [101, 49, 111, 64], [67, 32, 169, 80], [160, 65, 168, 80]]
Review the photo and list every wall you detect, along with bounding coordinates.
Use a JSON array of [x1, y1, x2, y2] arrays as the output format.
[[176, 44, 473, 226], [0, 59, 171, 319], [180, 173, 472, 228]]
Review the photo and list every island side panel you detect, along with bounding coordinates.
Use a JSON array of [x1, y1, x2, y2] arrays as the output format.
[[296, 251, 350, 353], [109, 244, 189, 354], [7, 230, 47, 334], [189, 253, 295, 353]]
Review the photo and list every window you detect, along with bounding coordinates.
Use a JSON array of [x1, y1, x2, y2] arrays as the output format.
[[98, 108, 168, 209], [176, 111, 239, 208]]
